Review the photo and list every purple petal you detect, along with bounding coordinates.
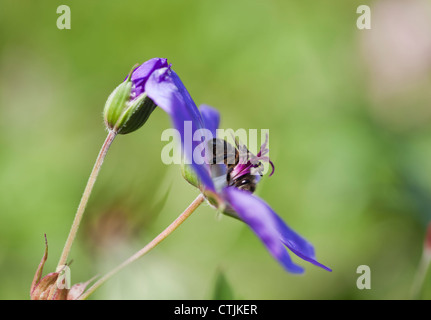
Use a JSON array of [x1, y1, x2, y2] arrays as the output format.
[[145, 67, 215, 191], [199, 104, 220, 139], [131, 58, 168, 82], [223, 187, 331, 273], [129, 58, 169, 98], [271, 212, 332, 272], [223, 187, 303, 273]]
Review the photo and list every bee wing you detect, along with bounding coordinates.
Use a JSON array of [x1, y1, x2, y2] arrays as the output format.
[[210, 138, 237, 165]]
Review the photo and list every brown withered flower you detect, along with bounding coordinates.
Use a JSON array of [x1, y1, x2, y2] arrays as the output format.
[[30, 235, 94, 300]]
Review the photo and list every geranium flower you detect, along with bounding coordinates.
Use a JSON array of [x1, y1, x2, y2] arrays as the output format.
[[103, 57, 215, 190], [185, 105, 332, 274], [104, 58, 330, 273]]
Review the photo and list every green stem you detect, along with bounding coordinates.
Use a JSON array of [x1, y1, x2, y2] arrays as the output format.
[[57, 130, 117, 269], [79, 193, 205, 300]]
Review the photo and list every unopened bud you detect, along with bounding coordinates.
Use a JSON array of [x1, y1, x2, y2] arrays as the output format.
[[103, 68, 157, 134]]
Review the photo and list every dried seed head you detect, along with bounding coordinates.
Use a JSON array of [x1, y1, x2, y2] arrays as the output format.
[[30, 235, 94, 300]]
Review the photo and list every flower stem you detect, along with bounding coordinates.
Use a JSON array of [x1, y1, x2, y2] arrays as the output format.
[[57, 130, 117, 269], [79, 193, 205, 300]]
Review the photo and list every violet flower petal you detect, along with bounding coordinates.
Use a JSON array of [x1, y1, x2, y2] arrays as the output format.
[[224, 187, 331, 273], [272, 212, 332, 272], [199, 104, 220, 139], [223, 187, 304, 273], [145, 67, 215, 191], [131, 58, 168, 82], [129, 58, 169, 98]]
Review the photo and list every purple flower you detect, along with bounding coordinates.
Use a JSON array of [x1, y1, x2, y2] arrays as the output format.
[[104, 58, 214, 190], [142, 60, 215, 191], [108, 58, 331, 273], [189, 105, 332, 274]]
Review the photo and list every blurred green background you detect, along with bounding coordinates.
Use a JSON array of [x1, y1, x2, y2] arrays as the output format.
[[1, 0, 431, 300]]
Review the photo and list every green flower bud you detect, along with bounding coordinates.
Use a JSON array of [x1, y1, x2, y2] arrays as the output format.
[[103, 68, 157, 135]]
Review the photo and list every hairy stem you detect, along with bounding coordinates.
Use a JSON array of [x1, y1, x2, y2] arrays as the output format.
[[57, 130, 117, 269], [79, 193, 205, 300]]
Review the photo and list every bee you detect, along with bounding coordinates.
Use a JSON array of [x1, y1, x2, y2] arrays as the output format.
[[209, 138, 264, 193]]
